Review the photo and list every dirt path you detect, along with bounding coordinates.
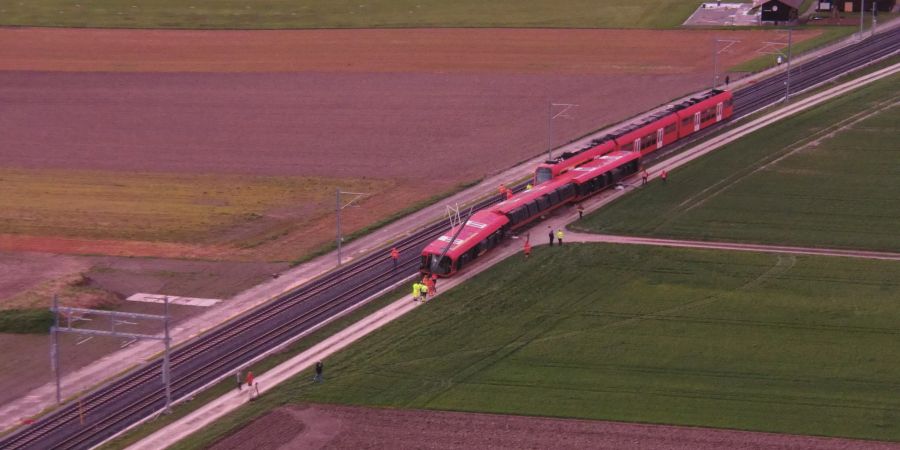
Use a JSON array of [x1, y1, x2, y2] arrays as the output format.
[[209, 404, 900, 450]]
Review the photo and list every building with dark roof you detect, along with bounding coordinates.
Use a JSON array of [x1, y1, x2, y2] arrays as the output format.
[[760, 0, 803, 22]]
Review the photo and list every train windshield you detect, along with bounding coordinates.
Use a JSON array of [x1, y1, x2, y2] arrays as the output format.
[[425, 254, 452, 275], [535, 167, 553, 185]]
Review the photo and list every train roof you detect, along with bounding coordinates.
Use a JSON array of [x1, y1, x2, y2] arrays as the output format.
[[422, 209, 509, 257], [668, 89, 731, 113], [541, 135, 616, 166], [561, 151, 641, 183], [612, 110, 679, 142], [490, 177, 574, 215]]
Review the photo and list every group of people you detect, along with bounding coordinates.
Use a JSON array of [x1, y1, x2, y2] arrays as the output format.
[[412, 274, 438, 303], [547, 226, 565, 246], [640, 167, 668, 186]]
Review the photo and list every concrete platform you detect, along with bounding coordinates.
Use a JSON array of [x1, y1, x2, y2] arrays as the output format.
[[684, 2, 760, 26]]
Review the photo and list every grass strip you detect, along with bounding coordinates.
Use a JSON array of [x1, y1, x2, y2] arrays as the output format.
[[0, 309, 54, 334], [2, 1, 712, 29]]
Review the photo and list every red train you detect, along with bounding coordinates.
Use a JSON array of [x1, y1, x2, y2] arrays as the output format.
[[421, 89, 733, 277]]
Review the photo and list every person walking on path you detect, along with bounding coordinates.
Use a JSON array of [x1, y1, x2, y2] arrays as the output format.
[[548, 226, 554, 247], [245, 371, 254, 390], [430, 274, 438, 294], [235, 371, 242, 392], [577, 204, 585, 219], [524, 239, 532, 259], [641, 169, 649, 186], [556, 229, 564, 246], [390, 247, 400, 270], [412, 282, 422, 302], [314, 361, 324, 383], [420, 283, 429, 303], [661, 169, 668, 184]]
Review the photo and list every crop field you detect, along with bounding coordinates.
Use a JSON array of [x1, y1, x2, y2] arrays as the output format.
[[577, 73, 900, 252], [0, 0, 711, 29], [188, 244, 900, 447], [0, 168, 389, 248]]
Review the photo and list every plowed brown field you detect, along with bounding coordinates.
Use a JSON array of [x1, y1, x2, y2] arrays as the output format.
[[0, 27, 818, 261], [209, 404, 900, 450]]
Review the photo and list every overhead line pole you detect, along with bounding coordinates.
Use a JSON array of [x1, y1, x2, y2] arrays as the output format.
[[336, 189, 369, 266], [860, 0, 865, 39], [785, 28, 793, 102]]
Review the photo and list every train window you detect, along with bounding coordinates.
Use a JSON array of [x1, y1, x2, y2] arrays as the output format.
[[681, 117, 692, 127], [664, 124, 677, 134], [548, 190, 561, 206], [508, 206, 527, 225], [536, 196, 550, 210], [620, 142, 633, 152], [527, 201, 540, 217], [458, 252, 471, 269], [535, 167, 553, 184], [641, 133, 656, 150], [554, 185, 573, 203]]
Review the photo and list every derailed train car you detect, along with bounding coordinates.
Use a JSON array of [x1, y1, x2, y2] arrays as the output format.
[[421, 89, 732, 277]]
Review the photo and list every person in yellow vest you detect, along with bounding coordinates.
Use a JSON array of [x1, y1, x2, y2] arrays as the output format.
[[412, 282, 422, 302], [556, 228, 564, 246], [420, 283, 429, 303], [526, 183, 533, 190]]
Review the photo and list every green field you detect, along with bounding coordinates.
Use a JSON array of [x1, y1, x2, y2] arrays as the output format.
[[577, 73, 900, 252], [0, 169, 389, 245], [0, 0, 710, 29], [181, 244, 900, 447]]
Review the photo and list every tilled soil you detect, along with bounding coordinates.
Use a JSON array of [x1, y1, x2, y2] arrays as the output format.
[[209, 404, 900, 450]]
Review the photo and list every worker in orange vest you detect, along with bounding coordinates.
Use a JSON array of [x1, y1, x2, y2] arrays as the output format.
[[390, 247, 400, 269], [498, 184, 507, 196], [245, 370, 254, 388], [524, 239, 532, 258], [429, 274, 438, 294], [425, 275, 436, 297]]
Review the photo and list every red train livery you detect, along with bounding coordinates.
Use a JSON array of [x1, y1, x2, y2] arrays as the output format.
[[421, 89, 733, 277]]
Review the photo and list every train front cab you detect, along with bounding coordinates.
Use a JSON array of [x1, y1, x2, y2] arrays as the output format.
[[421, 253, 452, 277]]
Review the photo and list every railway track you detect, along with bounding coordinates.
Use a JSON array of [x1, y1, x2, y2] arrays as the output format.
[[2, 26, 898, 450]]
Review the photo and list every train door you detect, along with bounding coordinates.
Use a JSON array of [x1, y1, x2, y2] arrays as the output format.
[[693, 111, 701, 132], [656, 128, 664, 149], [633, 138, 641, 153], [716, 102, 723, 121]]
